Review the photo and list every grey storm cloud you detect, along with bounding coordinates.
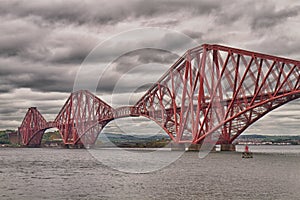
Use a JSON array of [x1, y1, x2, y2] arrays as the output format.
[[0, 17, 44, 57], [0, 0, 222, 25], [113, 49, 178, 74], [0, 17, 98, 64], [0, 0, 299, 133], [0, 57, 77, 93], [250, 5, 300, 30], [91, 48, 179, 95]]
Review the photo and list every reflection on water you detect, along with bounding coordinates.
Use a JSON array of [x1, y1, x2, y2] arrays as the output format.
[[0, 146, 299, 200]]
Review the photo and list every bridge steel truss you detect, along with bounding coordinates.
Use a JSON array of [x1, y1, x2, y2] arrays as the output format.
[[19, 90, 115, 146], [18, 44, 300, 146], [135, 44, 300, 144]]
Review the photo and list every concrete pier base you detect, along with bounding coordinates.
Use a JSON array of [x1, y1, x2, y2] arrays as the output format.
[[187, 144, 201, 151], [170, 143, 219, 152], [27, 144, 41, 148], [62, 143, 85, 149], [199, 143, 217, 152], [187, 144, 217, 152], [170, 143, 186, 151], [220, 144, 236, 151], [84, 144, 95, 149], [8, 131, 21, 145]]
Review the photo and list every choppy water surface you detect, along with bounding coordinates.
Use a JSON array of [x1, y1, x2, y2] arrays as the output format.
[[0, 146, 299, 200]]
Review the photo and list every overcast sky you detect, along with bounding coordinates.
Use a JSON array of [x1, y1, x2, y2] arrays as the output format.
[[0, 0, 299, 135]]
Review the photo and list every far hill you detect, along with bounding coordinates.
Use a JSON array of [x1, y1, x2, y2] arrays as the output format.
[[236, 134, 300, 145], [97, 133, 170, 148]]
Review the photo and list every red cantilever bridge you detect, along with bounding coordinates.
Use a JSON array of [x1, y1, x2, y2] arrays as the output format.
[[18, 44, 300, 147]]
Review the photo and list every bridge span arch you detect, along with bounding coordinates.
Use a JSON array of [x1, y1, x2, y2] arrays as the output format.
[[134, 44, 300, 144], [18, 44, 300, 146]]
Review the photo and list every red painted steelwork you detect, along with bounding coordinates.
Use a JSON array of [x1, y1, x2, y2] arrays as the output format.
[[18, 44, 300, 146], [134, 44, 300, 144], [18, 107, 47, 145]]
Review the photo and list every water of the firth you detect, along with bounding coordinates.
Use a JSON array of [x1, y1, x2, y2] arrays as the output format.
[[0, 145, 299, 200]]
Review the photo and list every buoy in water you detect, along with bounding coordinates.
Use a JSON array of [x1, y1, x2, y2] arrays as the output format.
[[242, 145, 253, 158]]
